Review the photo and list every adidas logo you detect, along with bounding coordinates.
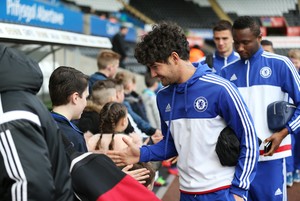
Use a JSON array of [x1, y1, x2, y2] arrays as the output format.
[[274, 188, 282, 196], [230, 74, 237, 81], [165, 103, 171, 112]]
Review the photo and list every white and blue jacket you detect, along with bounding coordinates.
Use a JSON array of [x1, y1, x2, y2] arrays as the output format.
[[221, 47, 300, 161], [200, 50, 240, 75], [140, 64, 258, 198]]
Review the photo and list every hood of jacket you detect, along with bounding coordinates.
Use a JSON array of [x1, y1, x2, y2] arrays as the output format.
[[173, 62, 212, 94], [0, 44, 43, 94]]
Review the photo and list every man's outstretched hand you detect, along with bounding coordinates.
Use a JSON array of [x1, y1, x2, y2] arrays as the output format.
[[107, 137, 141, 166]]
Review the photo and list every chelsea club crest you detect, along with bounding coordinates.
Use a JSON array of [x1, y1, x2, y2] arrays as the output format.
[[260, 67, 272, 78], [194, 97, 208, 112]]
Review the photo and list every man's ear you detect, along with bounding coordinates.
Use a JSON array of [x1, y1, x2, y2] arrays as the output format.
[[257, 33, 262, 42], [170, 52, 180, 64]]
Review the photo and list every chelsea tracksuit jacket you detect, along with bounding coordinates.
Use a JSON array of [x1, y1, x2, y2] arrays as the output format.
[[140, 64, 259, 198], [200, 50, 240, 75], [221, 47, 300, 161]]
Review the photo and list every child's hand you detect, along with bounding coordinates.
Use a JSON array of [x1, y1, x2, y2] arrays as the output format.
[[122, 164, 150, 184]]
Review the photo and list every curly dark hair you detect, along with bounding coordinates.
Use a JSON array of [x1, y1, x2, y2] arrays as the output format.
[[233, 16, 261, 37], [134, 22, 190, 67]]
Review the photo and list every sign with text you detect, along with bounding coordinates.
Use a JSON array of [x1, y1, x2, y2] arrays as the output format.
[[287, 27, 300, 36], [0, 0, 83, 33], [90, 16, 137, 42], [0, 22, 112, 48], [188, 28, 213, 40], [261, 17, 286, 27]]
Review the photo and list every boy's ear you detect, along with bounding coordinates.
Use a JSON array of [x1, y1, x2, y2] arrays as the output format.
[[70, 92, 79, 104], [107, 65, 112, 71], [109, 96, 116, 102]]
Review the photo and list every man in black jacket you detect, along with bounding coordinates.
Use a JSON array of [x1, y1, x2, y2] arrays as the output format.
[[112, 25, 128, 68], [0, 45, 73, 201]]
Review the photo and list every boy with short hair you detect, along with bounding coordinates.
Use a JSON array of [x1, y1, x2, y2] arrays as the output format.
[[89, 50, 121, 93], [49, 66, 89, 152]]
